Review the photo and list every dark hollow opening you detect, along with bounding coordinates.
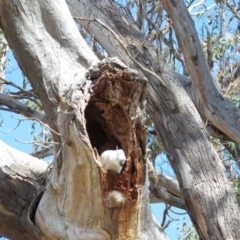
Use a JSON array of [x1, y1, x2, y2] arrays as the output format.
[[85, 103, 121, 155]]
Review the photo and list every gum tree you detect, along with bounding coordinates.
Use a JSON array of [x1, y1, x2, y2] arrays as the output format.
[[0, 0, 239, 239]]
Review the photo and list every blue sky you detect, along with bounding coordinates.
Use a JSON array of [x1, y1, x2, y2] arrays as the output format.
[[0, 52, 35, 154]]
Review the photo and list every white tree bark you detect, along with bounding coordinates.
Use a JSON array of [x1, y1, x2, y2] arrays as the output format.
[[0, 139, 49, 239]]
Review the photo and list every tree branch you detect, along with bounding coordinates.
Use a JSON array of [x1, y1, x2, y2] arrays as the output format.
[[31, 147, 53, 159], [148, 161, 185, 209], [0, 77, 38, 99], [148, 160, 182, 198], [0, 0, 99, 137], [69, 0, 240, 144], [74, 16, 180, 112], [161, 0, 240, 144], [225, 1, 240, 20], [0, 139, 49, 239], [0, 93, 47, 124]]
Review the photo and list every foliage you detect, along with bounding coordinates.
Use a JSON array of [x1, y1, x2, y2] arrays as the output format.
[[178, 222, 199, 240]]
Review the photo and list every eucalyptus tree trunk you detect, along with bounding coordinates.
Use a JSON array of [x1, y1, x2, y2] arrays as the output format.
[[66, 0, 240, 239], [0, 0, 167, 239], [1, 0, 240, 239]]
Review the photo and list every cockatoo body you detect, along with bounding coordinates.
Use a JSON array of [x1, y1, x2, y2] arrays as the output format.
[[100, 149, 126, 173]]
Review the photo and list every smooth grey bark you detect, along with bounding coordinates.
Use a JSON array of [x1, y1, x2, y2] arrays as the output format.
[[0, 0, 167, 239], [66, 0, 240, 239], [1, 0, 98, 135]]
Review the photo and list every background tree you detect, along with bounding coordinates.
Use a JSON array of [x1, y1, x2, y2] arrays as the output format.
[[0, 0, 239, 240]]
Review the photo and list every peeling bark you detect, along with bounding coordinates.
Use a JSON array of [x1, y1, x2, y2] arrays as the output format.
[[0, 0, 167, 239], [35, 58, 165, 239], [70, 0, 240, 144], [66, 1, 240, 239], [0, 0, 239, 239]]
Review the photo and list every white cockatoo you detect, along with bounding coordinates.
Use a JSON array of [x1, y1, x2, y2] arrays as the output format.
[[100, 149, 126, 173]]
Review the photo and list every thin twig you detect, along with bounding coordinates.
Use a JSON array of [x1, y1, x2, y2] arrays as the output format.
[[161, 205, 171, 227], [0, 120, 22, 133], [225, 1, 240, 20], [31, 117, 61, 137], [15, 139, 60, 147], [0, 77, 38, 98], [31, 147, 53, 158], [8, 93, 43, 109], [163, 219, 174, 230], [169, 208, 188, 215]]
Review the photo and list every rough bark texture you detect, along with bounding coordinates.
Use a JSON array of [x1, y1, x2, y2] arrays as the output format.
[[0, 0, 167, 239], [69, 0, 240, 143], [67, 0, 240, 239], [161, 0, 240, 144], [35, 58, 162, 240], [0, 0, 240, 239]]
